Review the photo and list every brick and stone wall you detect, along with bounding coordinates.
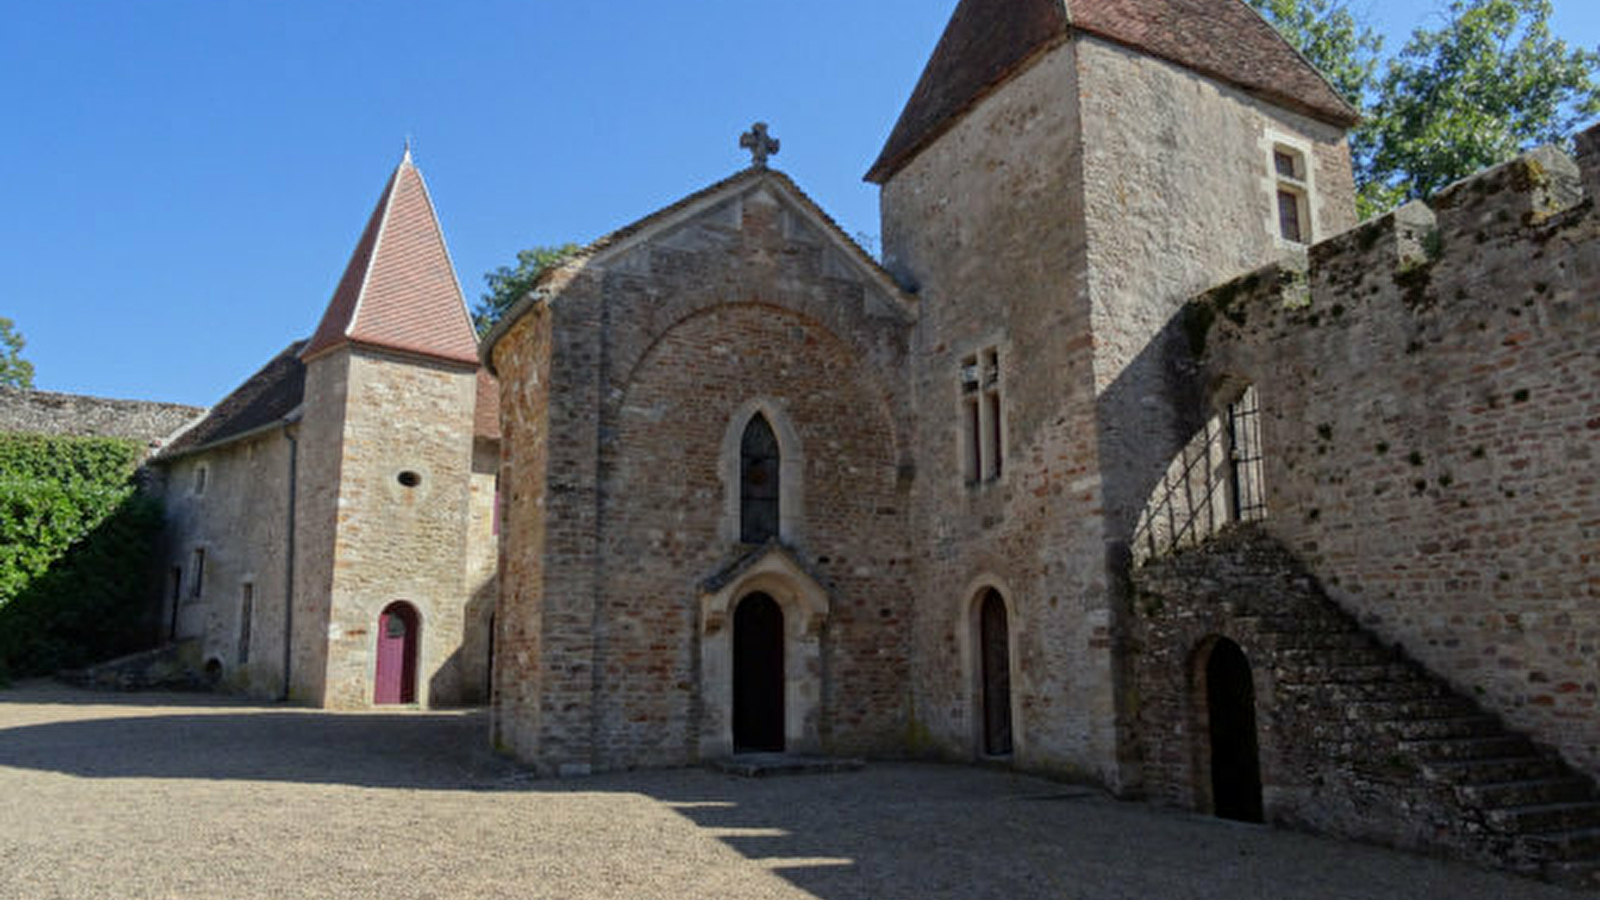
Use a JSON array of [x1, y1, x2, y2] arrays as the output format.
[[0, 387, 202, 451], [1163, 136, 1600, 775], [878, 34, 1356, 788], [492, 174, 915, 773], [317, 348, 479, 709]]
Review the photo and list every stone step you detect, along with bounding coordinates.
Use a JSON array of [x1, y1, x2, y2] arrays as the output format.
[[1232, 614, 1358, 636], [1519, 826, 1600, 861], [1382, 715, 1504, 742], [1343, 696, 1482, 722], [1281, 661, 1420, 685], [1400, 735, 1538, 762], [1275, 646, 1397, 669], [1458, 777, 1596, 809], [711, 753, 865, 778], [1422, 755, 1569, 786], [1486, 801, 1600, 834], [1260, 630, 1383, 652], [1540, 859, 1600, 890], [1313, 679, 1452, 703]]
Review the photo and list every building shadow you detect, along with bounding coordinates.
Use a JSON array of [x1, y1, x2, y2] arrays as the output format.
[[0, 701, 512, 790]]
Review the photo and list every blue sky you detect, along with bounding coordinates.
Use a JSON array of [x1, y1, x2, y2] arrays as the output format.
[[3, 1, 1597, 407]]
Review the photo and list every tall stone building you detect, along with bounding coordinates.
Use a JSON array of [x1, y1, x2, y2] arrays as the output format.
[[483, 0, 1358, 780], [482, 0, 1600, 882], [153, 150, 499, 708]]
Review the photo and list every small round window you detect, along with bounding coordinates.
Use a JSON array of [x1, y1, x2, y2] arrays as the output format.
[[397, 471, 422, 488]]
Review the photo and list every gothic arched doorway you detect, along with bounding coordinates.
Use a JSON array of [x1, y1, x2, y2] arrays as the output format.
[[1205, 637, 1263, 822], [979, 588, 1014, 756], [733, 592, 785, 752], [374, 601, 420, 705]]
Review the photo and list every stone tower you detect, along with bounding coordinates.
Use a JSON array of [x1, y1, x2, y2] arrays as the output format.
[[292, 150, 485, 708], [869, 0, 1360, 788]]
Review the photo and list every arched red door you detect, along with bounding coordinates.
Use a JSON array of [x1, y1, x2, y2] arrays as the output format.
[[374, 602, 420, 705]]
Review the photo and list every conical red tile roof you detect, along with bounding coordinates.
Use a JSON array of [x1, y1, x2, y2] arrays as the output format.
[[867, 0, 1359, 183], [302, 151, 479, 365]]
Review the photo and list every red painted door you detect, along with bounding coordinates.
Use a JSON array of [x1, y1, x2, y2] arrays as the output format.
[[375, 603, 418, 704]]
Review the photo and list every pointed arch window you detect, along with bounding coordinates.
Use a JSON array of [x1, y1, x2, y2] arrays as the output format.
[[740, 414, 781, 544]]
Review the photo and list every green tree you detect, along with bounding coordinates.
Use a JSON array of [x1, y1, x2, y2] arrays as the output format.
[[474, 244, 581, 336], [1252, 0, 1600, 218], [0, 318, 34, 389], [1362, 0, 1600, 213], [1248, 0, 1384, 106]]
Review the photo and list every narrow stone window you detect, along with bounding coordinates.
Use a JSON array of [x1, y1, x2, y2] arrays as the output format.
[[740, 414, 780, 544], [1271, 145, 1311, 244], [168, 566, 183, 639], [192, 464, 208, 496], [190, 548, 206, 599], [1227, 386, 1267, 522], [237, 582, 254, 665], [961, 348, 1004, 485]]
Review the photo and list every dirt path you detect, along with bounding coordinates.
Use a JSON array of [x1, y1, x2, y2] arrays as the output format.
[[0, 682, 1583, 899]]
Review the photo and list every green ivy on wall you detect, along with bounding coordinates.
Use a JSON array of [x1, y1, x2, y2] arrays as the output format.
[[0, 433, 162, 681]]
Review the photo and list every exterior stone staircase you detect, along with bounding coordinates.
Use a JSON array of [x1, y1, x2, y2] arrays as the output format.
[[1131, 527, 1600, 889]]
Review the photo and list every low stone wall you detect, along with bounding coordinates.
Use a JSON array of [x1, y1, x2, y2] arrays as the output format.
[[0, 388, 203, 452]]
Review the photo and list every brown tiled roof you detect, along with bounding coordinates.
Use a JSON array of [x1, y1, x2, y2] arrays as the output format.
[[158, 341, 307, 459], [866, 0, 1359, 183], [302, 152, 479, 366], [473, 369, 500, 441]]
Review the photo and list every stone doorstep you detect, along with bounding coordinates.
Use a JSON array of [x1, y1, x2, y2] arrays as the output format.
[[711, 753, 866, 778]]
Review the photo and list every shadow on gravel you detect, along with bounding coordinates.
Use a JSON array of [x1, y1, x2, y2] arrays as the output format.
[[0, 708, 516, 789]]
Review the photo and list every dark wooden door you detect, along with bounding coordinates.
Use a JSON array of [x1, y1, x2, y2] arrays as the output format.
[[980, 590, 1013, 756], [375, 603, 419, 705], [1207, 638, 1264, 822], [733, 593, 785, 752]]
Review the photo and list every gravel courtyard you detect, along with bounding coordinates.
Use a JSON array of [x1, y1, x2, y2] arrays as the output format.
[[0, 682, 1584, 900]]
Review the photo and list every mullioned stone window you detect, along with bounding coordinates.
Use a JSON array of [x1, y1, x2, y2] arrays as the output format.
[[960, 347, 1003, 485], [1262, 132, 1318, 246]]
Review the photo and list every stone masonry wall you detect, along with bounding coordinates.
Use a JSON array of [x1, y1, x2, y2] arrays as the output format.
[[883, 41, 1118, 781], [0, 387, 203, 452], [879, 35, 1357, 787], [1075, 35, 1359, 787], [1180, 137, 1600, 774], [158, 433, 293, 699], [459, 438, 499, 706], [320, 348, 478, 709], [489, 307, 556, 761], [493, 174, 915, 773], [289, 351, 349, 703]]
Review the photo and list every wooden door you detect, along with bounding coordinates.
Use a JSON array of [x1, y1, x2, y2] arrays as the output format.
[[375, 603, 419, 705], [733, 593, 785, 752], [980, 590, 1013, 756]]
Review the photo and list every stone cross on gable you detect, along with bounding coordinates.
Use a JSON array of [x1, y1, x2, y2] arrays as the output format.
[[740, 122, 780, 169]]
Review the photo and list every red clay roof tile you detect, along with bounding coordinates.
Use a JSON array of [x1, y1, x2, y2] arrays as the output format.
[[867, 0, 1358, 183], [302, 153, 479, 366]]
